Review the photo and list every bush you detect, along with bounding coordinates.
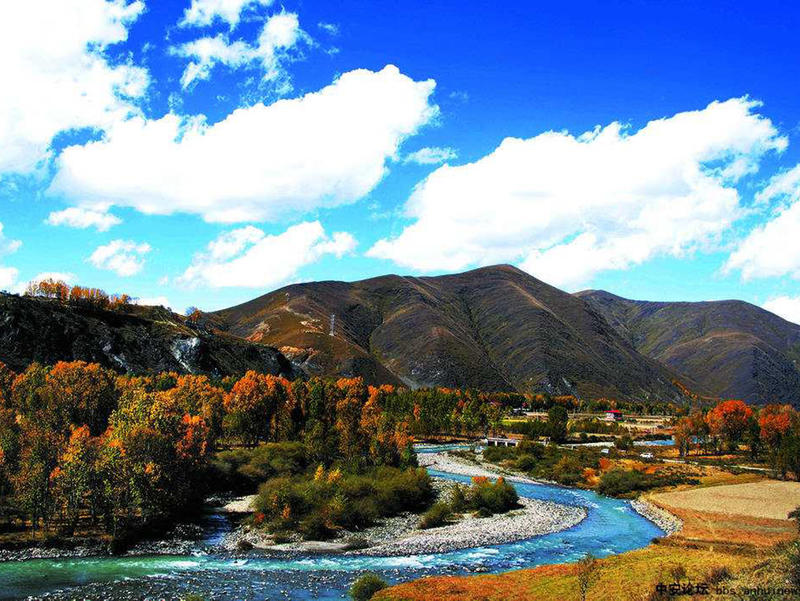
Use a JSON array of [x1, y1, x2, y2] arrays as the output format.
[[597, 468, 697, 497], [597, 469, 649, 497], [448, 483, 468, 512], [373, 467, 433, 515], [467, 477, 519, 515], [482, 446, 518, 463], [349, 573, 387, 601], [252, 466, 434, 540], [614, 434, 634, 451], [419, 502, 452, 529], [549, 455, 584, 485], [669, 564, 687, 581], [788, 542, 800, 588], [299, 513, 336, 540], [705, 565, 732, 585], [211, 442, 308, 491]]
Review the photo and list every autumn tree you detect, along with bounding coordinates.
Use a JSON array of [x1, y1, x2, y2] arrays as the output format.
[[223, 372, 288, 446], [12, 419, 63, 532], [303, 378, 339, 464], [10, 363, 50, 415], [167, 375, 225, 441], [706, 400, 753, 453], [52, 425, 103, 533], [335, 378, 368, 464], [759, 405, 795, 448], [42, 361, 118, 435]]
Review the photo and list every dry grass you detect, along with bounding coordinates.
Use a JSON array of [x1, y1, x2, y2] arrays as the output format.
[[376, 545, 760, 601], [651, 480, 800, 521]]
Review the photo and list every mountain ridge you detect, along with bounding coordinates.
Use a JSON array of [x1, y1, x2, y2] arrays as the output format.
[[0, 292, 296, 379], [214, 265, 690, 401], [576, 289, 800, 405]]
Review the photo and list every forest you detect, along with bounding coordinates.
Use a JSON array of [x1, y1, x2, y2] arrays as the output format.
[[0, 360, 517, 545]]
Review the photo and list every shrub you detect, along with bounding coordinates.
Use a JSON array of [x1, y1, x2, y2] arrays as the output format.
[[788, 542, 800, 588], [349, 573, 387, 601], [448, 483, 468, 512], [252, 466, 434, 540], [614, 434, 634, 451], [211, 442, 307, 491], [299, 513, 336, 540], [597, 469, 648, 497], [705, 565, 732, 585], [419, 502, 452, 529], [467, 477, 519, 515], [482, 446, 517, 463], [373, 467, 433, 515], [669, 564, 687, 581], [577, 553, 597, 601]]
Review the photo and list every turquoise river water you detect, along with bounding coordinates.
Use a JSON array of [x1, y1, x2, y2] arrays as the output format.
[[0, 446, 664, 600]]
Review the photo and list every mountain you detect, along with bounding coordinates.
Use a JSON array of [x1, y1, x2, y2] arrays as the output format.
[[0, 292, 295, 378], [577, 290, 800, 405], [213, 265, 687, 401]]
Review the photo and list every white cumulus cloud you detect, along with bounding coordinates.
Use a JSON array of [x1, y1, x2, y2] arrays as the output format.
[[402, 146, 458, 165], [0, 223, 21, 256], [88, 239, 151, 277], [173, 11, 308, 89], [725, 164, 800, 280], [50, 66, 438, 223], [0, 267, 19, 292], [47, 207, 121, 231], [0, 0, 148, 174], [0, 222, 21, 291], [179, 221, 356, 288], [368, 98, 785, 289], [763, 296, 800, 326], [180, 0, 273, 29]]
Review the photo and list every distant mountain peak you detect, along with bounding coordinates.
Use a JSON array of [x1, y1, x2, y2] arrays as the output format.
[[580, 290, 800, 405], [213, 267, 688, 401]]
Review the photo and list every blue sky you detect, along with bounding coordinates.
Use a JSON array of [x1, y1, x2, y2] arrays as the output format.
[[2, 1, 800, 322]]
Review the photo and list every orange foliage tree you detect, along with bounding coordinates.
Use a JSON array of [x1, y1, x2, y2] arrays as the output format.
[[706, 400, 753, 453]]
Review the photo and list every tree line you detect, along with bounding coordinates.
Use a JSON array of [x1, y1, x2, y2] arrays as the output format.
[[23, 278, 135, 311], [0, 361, 515, 542], [674, 399, 800, 478]]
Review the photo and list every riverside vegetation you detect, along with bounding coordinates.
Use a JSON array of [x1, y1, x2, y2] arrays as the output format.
[[0, 360, 527, 549]]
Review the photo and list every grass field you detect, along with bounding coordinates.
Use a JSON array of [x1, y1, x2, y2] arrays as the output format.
[[375, 544, 761, 601], [651, 480, 800, 521]]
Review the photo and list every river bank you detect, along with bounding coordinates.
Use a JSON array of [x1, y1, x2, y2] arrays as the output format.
[[0, 449, 672, 566], [0, 456, 669, 601], [220, 469, 586, 556]]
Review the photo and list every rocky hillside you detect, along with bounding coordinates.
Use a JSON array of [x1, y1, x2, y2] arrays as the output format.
[[577, 290, 800, 405], [213, 265, 688, 401], [0, 292, 295, 378]]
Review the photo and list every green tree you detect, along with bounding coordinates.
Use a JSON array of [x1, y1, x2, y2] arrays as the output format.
[[547, 405, 569, 443], [349, 573, 387, 601]]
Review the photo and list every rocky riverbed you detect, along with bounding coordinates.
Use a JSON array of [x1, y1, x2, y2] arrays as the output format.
[[220, 453, 587, 556], [630, 499, 682, 535]]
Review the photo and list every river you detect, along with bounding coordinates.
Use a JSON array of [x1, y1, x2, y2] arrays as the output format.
[[0, 446, 663, 600]]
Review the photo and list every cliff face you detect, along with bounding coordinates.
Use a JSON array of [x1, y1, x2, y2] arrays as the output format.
[[578, 290, 800, 405], [0, 293, 295, 378], [214, 265, 687, 401]]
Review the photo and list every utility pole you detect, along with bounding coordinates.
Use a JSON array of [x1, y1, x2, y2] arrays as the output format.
[[329, 314, 335, 337]]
